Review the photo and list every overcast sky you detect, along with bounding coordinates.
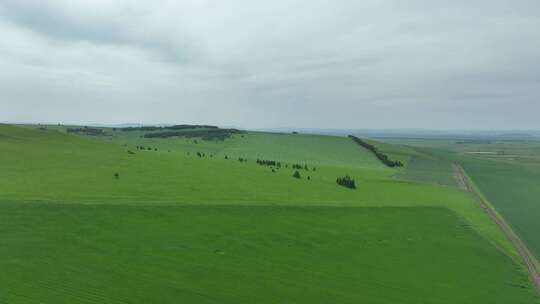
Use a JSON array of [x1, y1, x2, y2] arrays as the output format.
[[1, 0, 539, 129]]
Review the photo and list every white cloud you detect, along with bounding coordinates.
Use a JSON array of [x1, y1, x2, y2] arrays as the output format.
[[0, 0, 539, 129]]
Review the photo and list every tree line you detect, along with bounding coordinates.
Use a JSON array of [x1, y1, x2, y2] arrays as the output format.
[[143, 128, 243, 141], [119, 124, 219, 132], [67, 127, 104, 136], [348, 136, 404, 168], [256, 159, 282, 167]]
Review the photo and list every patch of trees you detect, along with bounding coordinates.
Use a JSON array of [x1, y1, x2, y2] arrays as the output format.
[[238, 157, 247, 163], [67, 127, 104, 136], [136, 146, 157, 151], [168, 124, 218, 130], [119, 124, 219, 132], [143, 128, 243, 141], [336, 175, 356, 189], [125, 126, 163, 131], [293, 171, 302, 179], [348, 136, 403, 168], [256, 159, 281, 167], [292, 163, 311, 171]]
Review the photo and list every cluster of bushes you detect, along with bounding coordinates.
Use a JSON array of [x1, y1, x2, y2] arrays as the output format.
[[292, 163, 316, 171], [67, 127, 104, 136], [238, 157, 248, 163], [120, 124, 219, 132], [143, 128, 243, 141], [348, 136, 403, 168], [136, 146, 158, 151], [292, 171, 312, 180], [256, 159, 281, 167], [336, 175, 356, 189], [292, 164, 304, 170]]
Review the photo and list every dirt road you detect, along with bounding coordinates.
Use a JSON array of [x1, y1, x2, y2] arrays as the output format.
[[453, 164, 540, 294]]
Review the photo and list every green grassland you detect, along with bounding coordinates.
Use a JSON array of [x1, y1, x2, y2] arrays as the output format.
[[1, 204, 537, 304], [364, 138, 416, 166], [1, 124, 539, 303], [112, 129, 387, 169], [460, 157, 540, 261], [396, 155, 457, 187], [378, 136, 540, 264], [379, 137, 540, 165]]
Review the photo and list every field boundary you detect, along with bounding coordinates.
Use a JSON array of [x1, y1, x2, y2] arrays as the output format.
[[454, 164, 540, 294]]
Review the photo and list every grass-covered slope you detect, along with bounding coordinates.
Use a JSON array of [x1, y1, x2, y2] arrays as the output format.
[[112, 130, 385, 169], [397, 155, 457, 187], [1, 204, 537, 304], [0, 125, 523, 254], [460, 157, 540, 261], [377, 135, 540, 264], [1, 124, 539, 303], [0, 125, 452, 207]]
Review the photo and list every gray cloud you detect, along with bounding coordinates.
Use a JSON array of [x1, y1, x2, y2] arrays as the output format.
[[1, 0, 539, 129]]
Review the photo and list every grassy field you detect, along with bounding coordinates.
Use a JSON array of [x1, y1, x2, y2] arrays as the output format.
[[1, 204, 537, 304], [460, 157, 540, 261], [379, 136, 540, 264], [387, 137, 540, 276], [1, 124, 539, 303], [396, 155, 457, 187]]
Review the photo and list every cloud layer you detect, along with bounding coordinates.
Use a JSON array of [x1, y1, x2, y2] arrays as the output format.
[[1, 0, 539, 129]]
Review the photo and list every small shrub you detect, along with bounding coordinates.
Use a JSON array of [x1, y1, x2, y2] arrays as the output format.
[[293, 171, 301, 179]]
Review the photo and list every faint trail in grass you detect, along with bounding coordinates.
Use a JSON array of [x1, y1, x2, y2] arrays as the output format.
[[454, 164, 540, 294]]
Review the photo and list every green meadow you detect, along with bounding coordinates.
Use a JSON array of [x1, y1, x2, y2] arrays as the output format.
[[460, 157, 540, 261], [380, 136, 540, 264], [396, 155, 457, 187], [1, 124, 538, 303]]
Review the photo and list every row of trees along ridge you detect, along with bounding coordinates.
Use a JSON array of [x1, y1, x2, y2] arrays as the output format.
[[348, 136, 404, 168]]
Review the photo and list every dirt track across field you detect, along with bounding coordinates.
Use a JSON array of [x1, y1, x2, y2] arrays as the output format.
[[453, 164, 540, 294]]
